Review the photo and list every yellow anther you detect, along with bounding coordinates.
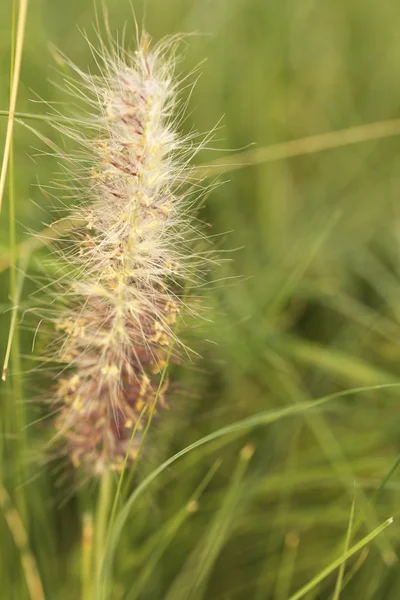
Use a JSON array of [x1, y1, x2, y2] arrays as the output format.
[[165, 299, 178, 312], [139, 375, 150, 397], [137, 191, 152, 207], [71, 453, 81, 468], [72, 395, 83, 411], [165, 312, 176, 326], [63, 395, 73, 406], [159, 333, 170, 346], [136, 397, 145, 412], [101, 364, 120, 378], [56, 319, 74, 334], [150, 358, 166, 374], [159, 201, 173, 215], [69, 374, 80, 391], [56, 378, 70, 397], [86, 215, 96, 230]]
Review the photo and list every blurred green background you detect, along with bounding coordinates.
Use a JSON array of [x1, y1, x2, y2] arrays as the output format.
[[1, 0, 400, 598]]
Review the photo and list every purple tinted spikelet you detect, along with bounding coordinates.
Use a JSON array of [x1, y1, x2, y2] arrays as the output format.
[[50, 32, 207, 474]]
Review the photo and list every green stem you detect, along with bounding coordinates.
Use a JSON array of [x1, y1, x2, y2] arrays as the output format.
[[8, 140, 27, 523], [95, 469, 113, 596], [6, 0, 27, 527], [81, 513, 94, 600]]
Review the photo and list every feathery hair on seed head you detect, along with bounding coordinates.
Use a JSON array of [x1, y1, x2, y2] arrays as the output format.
[[46, 30, 212, 475]]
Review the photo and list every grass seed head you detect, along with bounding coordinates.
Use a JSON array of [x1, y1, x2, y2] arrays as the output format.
[[45, 31, 211, 475]]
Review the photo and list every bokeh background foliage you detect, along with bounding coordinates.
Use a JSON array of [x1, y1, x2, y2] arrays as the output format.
[[1, 0, 400, 598]]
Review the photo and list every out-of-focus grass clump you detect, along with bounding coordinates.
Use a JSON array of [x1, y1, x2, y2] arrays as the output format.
[[1, 0, 400, 598]]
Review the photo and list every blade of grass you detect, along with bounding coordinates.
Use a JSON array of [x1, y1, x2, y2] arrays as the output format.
[[165, 445, 254, 600], [99, 383, 400, 597], [266, 210, 342, 319], [271, 429, 302, 600], [0, 486, 45, 600], [371, 453, 400, 504], [2, 251, 30, 526], [0, 0, 29, 213], [335, 452, 400, 579], [0, 109, 92, 124], [340, 549, 369, 592], [127, 459, 222, 600], [275, 532, 301, 600], [0, 1, 20, 591], [194, 118, 400, 177], [2, 251, 30, 382], [2, 0, 30, 536], [287, 518, 393, 600], [277, 335, 397, 388], [332, 491, 356, 600], [272, 368, 397, 564]]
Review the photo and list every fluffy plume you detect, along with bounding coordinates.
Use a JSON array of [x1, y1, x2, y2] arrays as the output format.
[[46, 31, 210, 475]]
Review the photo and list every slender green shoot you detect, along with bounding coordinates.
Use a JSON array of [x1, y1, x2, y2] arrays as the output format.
[[81, 512, 94, 600], [0, 486, 45, 600], [95, 469, 113, 594], [332, 491, 356, 600], [287, 519, 393, 600], [0, 0, 29, 212], [127, 459, 222, 600]]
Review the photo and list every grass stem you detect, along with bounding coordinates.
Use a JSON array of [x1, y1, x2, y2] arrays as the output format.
[[81, 512, 94, 600], [95, 469, 113, 596]]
